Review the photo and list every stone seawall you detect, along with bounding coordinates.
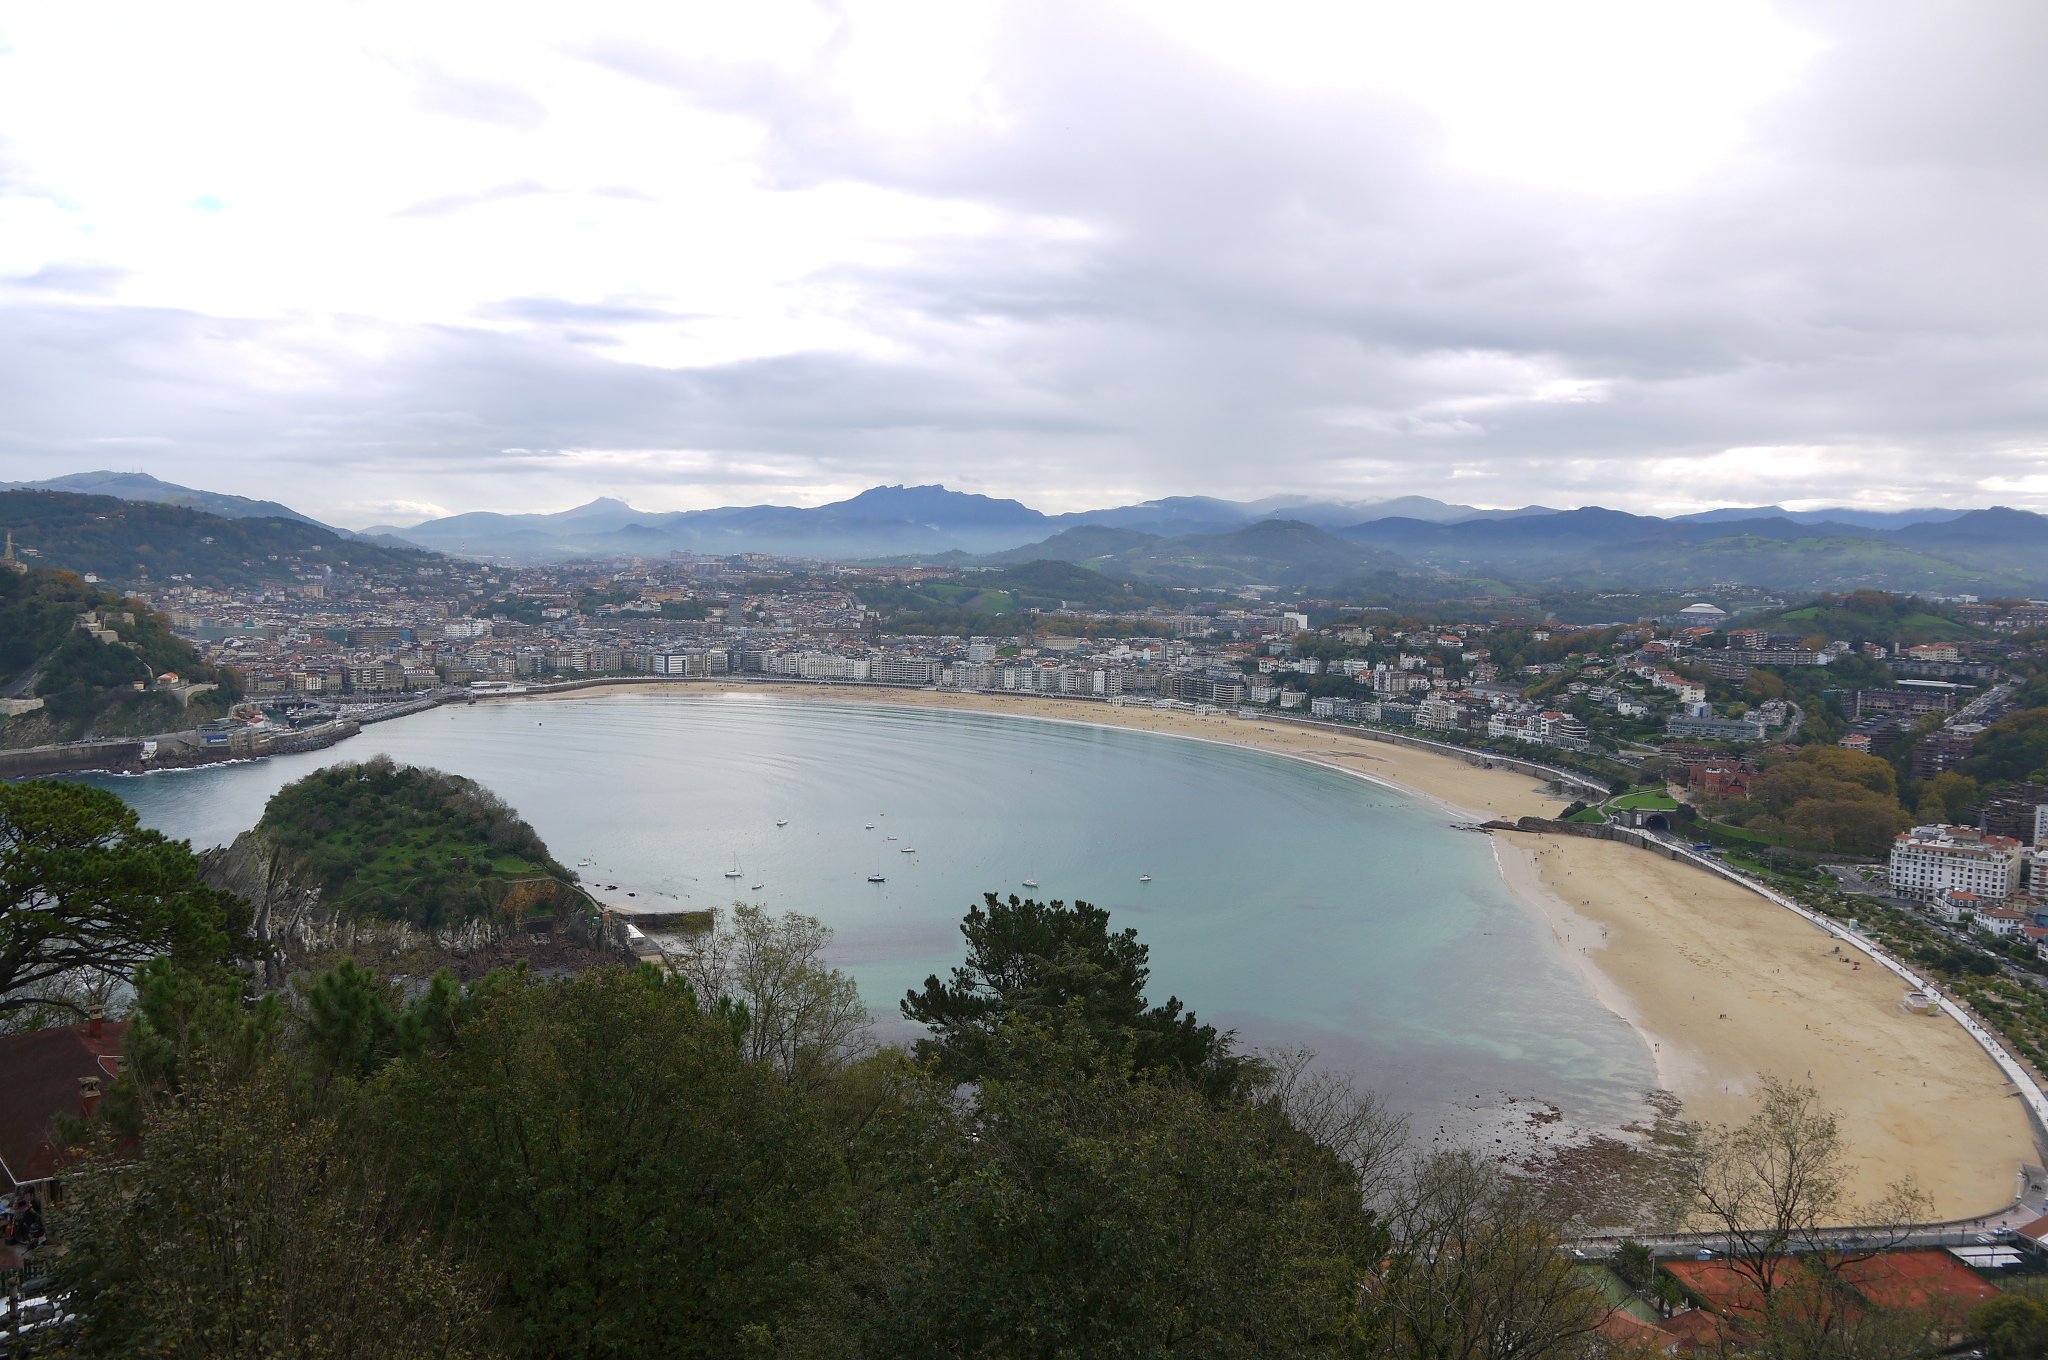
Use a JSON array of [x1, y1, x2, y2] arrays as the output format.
[[0, 720, 361, 780], [0, 741, 146, 779], [1494, 815, 1692, 861]]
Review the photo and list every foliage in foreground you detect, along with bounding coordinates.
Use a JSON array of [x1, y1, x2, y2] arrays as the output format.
[[39, 888, 1971, 1360], [0, 779, 245, 1027]]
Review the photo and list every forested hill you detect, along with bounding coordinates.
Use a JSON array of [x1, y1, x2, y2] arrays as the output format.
[[251, 759, 579, 928], [1733, 590, 1985, 646], [0, 489, 442, 588], [856, 559, 1179, 631], [0, 564, 237, 746]]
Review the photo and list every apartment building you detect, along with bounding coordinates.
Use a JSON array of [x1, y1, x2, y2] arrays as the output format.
[[1888, 824, 2025, 900]]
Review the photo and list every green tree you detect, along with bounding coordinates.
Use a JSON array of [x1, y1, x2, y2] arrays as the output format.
[[1963, 708, 2048, 786], [1971, 1292, 2048, 1360], [302, 957, 401, 1082], [374, 966, 843, 1360], [108, 957, 279, 1114], [0, 780, 245, 1022], [673, 904, 874, 1093], [854, 1018, 1383, 1359], [1688, 1079, 1930, 1358], [901, 893, 1249, 1096], [1374, 1149, 1610, 1360], [52, 1049, 485, 1359]]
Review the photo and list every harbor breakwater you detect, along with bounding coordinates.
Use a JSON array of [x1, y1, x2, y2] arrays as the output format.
[[0, 719, 362, 780]]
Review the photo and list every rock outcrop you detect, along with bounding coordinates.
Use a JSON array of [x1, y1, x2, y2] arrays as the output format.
[[201, 828, 589, 984]]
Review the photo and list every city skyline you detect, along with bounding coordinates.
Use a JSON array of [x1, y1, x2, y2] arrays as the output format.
[[3, 2, 2046, 526]]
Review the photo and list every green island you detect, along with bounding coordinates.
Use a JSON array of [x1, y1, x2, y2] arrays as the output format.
[[254, 758, 579, 928]]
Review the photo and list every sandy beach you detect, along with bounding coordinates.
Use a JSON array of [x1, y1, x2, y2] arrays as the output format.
[[529, 681, 2040, 1217]]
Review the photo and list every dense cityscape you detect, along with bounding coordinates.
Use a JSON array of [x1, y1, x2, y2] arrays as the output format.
[[11, 0, 2048, 1353]]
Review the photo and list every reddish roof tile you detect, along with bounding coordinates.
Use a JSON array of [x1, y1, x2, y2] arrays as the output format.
[[0, 1021, 127, 1188]]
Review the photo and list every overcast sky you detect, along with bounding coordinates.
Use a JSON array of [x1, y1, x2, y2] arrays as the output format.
[[3, 1, 2046, 527]]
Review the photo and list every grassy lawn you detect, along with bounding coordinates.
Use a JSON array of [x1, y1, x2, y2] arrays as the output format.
[[1609, 791, 1680, 811]]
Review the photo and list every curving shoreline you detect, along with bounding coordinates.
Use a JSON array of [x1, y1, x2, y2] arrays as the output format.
[[510, 680, 2038, 1219]]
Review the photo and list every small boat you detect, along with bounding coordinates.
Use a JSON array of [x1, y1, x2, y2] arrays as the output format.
[[901, 846, 916, 853], [1021, 878, 1039, 889], [864, 823, 875, 830], [867, 871, 887, 883], [751, 882, 764, 891], [1138, 874, 1153, 883], [886, 835, 897, 841], [724, 855, 743, 880], [775, 819, 788, 827]]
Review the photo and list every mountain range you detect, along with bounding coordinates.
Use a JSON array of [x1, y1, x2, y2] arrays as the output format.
[[8, 472, 2046, 596], [0, 490, 437, 589], [360, 482, 1989, 567], [0, 471, 338, 531]]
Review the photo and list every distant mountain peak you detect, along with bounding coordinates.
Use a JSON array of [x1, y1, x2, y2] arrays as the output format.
[[1, 469, 336, 533], [556, 496, 641, 520], [824, 483, 1046, 525]]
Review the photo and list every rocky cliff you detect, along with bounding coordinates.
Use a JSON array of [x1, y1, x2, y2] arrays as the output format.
[[202, 828, 592, 983]]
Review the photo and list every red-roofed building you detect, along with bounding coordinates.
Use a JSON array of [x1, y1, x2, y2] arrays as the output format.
[[1661, 1250, 1999, 1341], [1656, 1306, 1734, 1351], [1595, 1308, 1681, 1353], [0, 1018, 127, 1194]]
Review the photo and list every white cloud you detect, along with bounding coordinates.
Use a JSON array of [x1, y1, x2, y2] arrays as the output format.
[[0, 0, 2043, 523]]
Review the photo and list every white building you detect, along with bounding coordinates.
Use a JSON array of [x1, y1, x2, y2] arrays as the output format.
[[1931, 887, 1986, 923], [1888, 825, 2025, 901], [1415, 698, 1460, 731], [1977, 907, 2033, 939]]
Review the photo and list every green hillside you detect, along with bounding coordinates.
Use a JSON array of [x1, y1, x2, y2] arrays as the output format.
[[1735, 591, 1985, 645], [0, 565, 238, 746], [980, 525, 1163, 566], [0, 489, 442, 589], [256, 759, 578, 929], [860, 559, 1173, 630], [1602, 534, 2028, 596], [1112, 519, 1407, 590]]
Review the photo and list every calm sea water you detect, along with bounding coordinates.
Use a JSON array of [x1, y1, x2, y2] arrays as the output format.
[[79, 691, 1655, 1131]]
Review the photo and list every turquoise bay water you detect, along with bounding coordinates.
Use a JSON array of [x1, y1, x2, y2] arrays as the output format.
[[81, 692, 1654, 1130]]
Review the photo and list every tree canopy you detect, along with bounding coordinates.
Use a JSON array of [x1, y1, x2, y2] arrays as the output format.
[[0, 779, 245, 1022], [255, 758, 574, 927], [901, 892, 1249, 1096]]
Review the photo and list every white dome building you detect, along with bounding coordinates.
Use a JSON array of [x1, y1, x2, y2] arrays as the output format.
[[1673, 602, 1729, 627]]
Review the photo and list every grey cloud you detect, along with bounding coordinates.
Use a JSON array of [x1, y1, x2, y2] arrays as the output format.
[[413, 68, 548, 132], [10, 3, 2048, 521], [395, 179, 551, 219], [476, 297, 701, 326], [7, 262, 126, 295]]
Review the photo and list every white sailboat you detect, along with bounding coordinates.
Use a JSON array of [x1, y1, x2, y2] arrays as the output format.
[[724, 854, 743, 879]]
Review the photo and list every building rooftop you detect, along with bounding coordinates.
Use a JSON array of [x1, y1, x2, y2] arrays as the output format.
[[0, 1020, 126, 1189]]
